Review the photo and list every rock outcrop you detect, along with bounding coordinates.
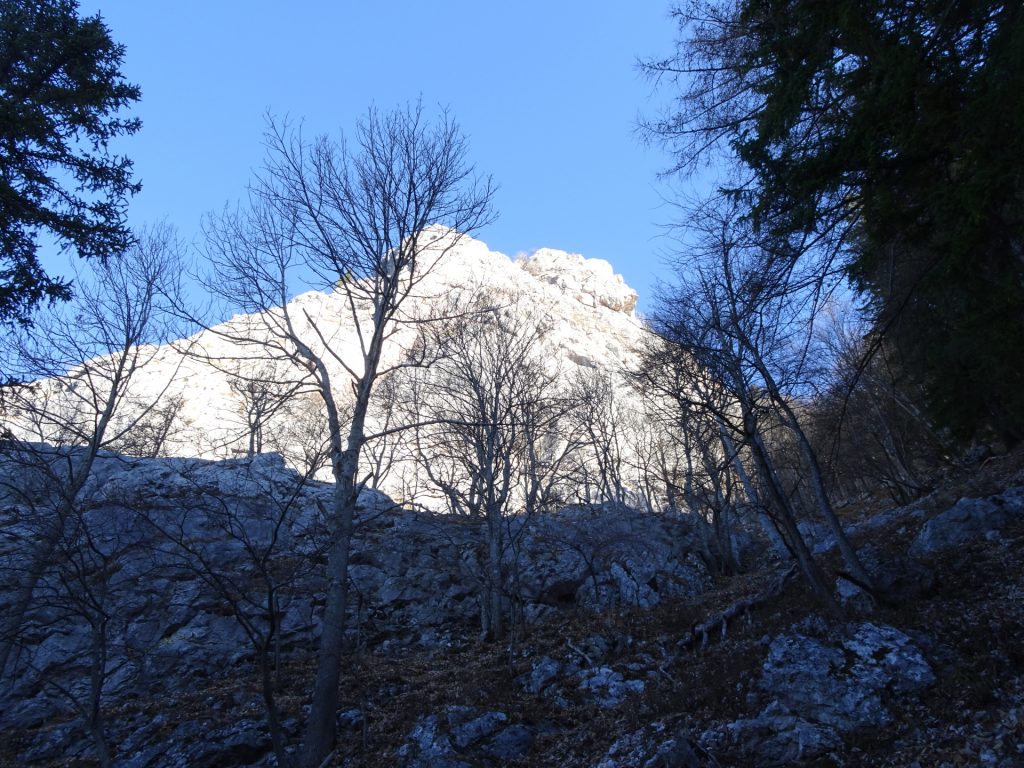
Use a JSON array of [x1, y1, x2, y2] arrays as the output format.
[[518, 247, 638, 314], [0, 450, 711, 763], [700, 622, 935, 766], [910, 486, 1024, 555], [4, 450, 1020, 766]]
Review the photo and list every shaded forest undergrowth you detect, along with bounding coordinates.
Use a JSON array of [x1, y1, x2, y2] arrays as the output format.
[[3, 452, 1023, 767]]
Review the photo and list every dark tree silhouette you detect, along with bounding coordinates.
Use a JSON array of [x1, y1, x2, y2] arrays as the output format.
[[644, 0, 1024, 445], [0, 0, 141, 325]]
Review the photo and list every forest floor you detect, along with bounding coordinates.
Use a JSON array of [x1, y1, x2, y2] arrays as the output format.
[[331, 450, 1024, 767], [4, 450, 1024, 767]]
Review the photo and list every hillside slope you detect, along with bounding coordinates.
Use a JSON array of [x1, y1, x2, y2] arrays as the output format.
[[2, 449, 1022, 766]]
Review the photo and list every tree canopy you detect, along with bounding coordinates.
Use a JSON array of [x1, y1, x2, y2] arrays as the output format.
[[0, 0, 141, 324], [647, 0, 1024, 445]]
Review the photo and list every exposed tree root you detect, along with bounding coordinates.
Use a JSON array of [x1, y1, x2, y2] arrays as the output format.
[[680, 565, 798, 651]]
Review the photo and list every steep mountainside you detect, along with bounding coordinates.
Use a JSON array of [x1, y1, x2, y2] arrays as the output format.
[[60, 232, 654, 506], [2, 445, 1022, 767]]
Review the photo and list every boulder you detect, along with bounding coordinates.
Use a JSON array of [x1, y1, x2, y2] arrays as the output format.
[[700, 623, 934, 765], [520, 655, 563, 696], [760, 632, 890, 730], [699, 703, 842, 767], [446, 707, 508, 749], [482, 723, 535, 761], [857, 544, 935, 600], [704, 621, 936, 765], [796, 519, 837, 555], [182, 719, 269, 767], [398, 709, 530, 768], [578, 666, 646, 708], [397, 715, 467, 768], [760, 623, 934, 731], [911, 487, 1024, 556], [596, 722, 708, 768]]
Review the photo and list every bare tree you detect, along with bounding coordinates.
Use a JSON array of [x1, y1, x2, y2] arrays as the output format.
[[644, 194, 877, 610], [401, 290, 568, 641], [806, 304, 948, 506], [201, 103, 494, 766], [360, 373, 408, 491], [136, 458, 321, 768], [106, 393, 185, 458], [0, 226, 187, 760], [265, 392, 336, 480], [227, 363, 306, 458], [567, 371, 630, 507], [7, 494, 149, 768], [633, 334, 759, 574]]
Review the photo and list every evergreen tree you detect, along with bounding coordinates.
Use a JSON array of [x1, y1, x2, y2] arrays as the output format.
[[0, 0, 140, 324], [647, 0, 1024, 444]]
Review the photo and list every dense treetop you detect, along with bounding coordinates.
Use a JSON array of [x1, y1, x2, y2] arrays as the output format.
[[647, 0, 1024, 445], [0, 0, 140, 325]]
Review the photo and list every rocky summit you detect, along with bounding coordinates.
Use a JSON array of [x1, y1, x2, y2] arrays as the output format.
[[56, 233, 650, 495]]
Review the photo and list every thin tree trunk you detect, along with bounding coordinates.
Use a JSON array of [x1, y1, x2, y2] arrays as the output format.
[[791, 421, 875, 591], [87, 619, 113, 768], [718, 421, 788, 557], [750, 431, 840, 615], [261, 642, 291, 768], [486, 508, 504, 641], [302, 458, 357, 768]]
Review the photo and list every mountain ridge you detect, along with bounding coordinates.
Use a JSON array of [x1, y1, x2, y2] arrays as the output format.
[[78, 232, 655, 504]]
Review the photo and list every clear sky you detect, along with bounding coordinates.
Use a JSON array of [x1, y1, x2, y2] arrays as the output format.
[[73, 1, 683, 312]]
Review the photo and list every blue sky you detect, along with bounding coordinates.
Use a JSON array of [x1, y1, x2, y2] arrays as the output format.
[[74, 1, 684, 312]]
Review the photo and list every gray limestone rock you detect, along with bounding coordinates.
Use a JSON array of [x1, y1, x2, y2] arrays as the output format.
[[520, 655, 562, 696], [759, 623, 934, 732], [0, 451, 714, 763], [836, 576, 875, 612], [911, 487, 1024, 556], [700, 703, 842, 767], [578, 665, 646, 708], [398, 710, 516, 768], [482, 723, 535, 761], [856, 544, 935, 601], [796, 519, 838, 555], [843, 623, 936, 693], [760, 632, 890, 730], [397, 715, 458, 767], [447, 708, 508, 749], [596, 722, 707, 768]]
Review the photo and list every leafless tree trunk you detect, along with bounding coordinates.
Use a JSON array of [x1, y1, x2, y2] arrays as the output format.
[[201, 103, 493, 766], [0, 226, 187, 757]]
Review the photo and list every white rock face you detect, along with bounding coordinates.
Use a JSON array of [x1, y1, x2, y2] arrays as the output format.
[[9, 231, 658, 507], [519, 248, 639, 315]]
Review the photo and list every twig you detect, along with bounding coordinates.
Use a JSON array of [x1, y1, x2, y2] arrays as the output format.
[[566, 639, 594, 667]]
